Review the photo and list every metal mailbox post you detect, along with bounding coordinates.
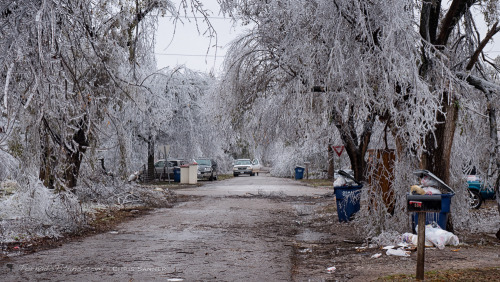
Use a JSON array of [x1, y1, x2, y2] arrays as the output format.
[[407, 170, 455, 280], [407, 195, 441, 280]]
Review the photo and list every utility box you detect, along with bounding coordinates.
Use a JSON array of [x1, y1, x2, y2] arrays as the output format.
[[180, 164, 198, 184], [188, 164, 198, 184], [180, 165, 189, 184]]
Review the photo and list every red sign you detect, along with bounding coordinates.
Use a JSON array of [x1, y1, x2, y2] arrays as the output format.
[[333, 145, 344, 157]]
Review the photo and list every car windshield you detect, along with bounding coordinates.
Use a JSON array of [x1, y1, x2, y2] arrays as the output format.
[[235, 160, 251, 165], [195, 159, 211, 166]]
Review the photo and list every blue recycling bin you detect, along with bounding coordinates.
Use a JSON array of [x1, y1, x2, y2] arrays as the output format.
[[412, 192, 454, 231], [173, 167, 181, 182], [334, 185, 363, 222], [295, 166, 305, 180]]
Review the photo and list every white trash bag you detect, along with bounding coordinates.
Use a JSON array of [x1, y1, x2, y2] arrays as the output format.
[[414, 224, 459, 249], [333, 176, 347, 187], [425, 224, 459, 249]]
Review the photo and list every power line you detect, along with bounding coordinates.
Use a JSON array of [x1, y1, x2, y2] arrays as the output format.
[[151, 15, 229, 20], [155, 52, 225, 57], [166, 16, 228, 20]]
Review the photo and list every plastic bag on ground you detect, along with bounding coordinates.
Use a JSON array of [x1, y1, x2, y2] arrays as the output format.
[[401, 233, 433, 247], [386, 248, 410, 257], [414, 224, 459, 249], [424, 224, 459, 249]]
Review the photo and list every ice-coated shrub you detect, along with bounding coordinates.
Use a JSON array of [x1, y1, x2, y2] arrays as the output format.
[[0, 176, 84, 243], [0, 150, 19, 181]]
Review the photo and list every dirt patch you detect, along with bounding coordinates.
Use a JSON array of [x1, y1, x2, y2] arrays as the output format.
[[289, 197, 500, 281], [377, 266, 500, 281]]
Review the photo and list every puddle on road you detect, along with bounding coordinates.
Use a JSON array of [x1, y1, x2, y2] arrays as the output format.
[[292, 200, 332, 243], [295, 228, 330, 243]]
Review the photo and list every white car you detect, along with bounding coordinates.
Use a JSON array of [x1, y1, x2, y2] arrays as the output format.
[[233, 159, 259, 176]]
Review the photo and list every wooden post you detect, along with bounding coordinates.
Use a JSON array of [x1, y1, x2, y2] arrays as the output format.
[[416, 212, 426, 280], [328, 144, 334, 180]]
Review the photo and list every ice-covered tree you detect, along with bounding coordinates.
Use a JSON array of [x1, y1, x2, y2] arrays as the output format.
[[217, 0, 500, 232], [101, 66, 222, 179], [0, 0, 219, 188]]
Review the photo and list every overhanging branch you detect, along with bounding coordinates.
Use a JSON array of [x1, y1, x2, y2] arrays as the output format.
[[456, 72, 500, 95], [466, 22, 500, 71]]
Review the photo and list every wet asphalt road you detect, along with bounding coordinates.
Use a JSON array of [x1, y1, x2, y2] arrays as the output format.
[[0, 174, 331, 281]]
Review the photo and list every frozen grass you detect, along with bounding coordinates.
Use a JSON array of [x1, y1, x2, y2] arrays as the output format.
[[0, 171, 176, 244]]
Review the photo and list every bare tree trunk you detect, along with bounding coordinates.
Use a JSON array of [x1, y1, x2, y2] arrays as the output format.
[[39, 133, 55, 189], [63, 126, 88, 189], [420, 99, 458, 184], [40, 117, 88, 190], [147, 138, 155, 182], [332, 107, 375, 182]]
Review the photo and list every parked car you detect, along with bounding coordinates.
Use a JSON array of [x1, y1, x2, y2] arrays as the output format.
[[467, 175, 497, 209], [251, 159, 262, 175], [153, 158, 186, 179], [233, 159, 257, 176], [195, 158, 218, 181]]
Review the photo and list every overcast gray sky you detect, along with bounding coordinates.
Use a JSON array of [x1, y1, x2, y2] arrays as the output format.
[[154, 3, 500, 74], [154, 2, 248, 73]]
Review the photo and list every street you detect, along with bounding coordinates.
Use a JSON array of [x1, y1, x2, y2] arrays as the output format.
[[0, 175, 331, 281], [2, 175, 499, 281]]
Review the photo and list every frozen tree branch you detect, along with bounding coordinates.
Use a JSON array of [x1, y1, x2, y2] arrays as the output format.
[[466, 21, 500, 71], [436, 0, 477, 47]]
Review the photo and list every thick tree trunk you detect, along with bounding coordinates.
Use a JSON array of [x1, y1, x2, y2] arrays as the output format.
[[39, 117, 88, 190], [420, 99, 458, 184], [63, 127, 88, 189], [344, 147, 367, 183], [332, 107, 375, 182]]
